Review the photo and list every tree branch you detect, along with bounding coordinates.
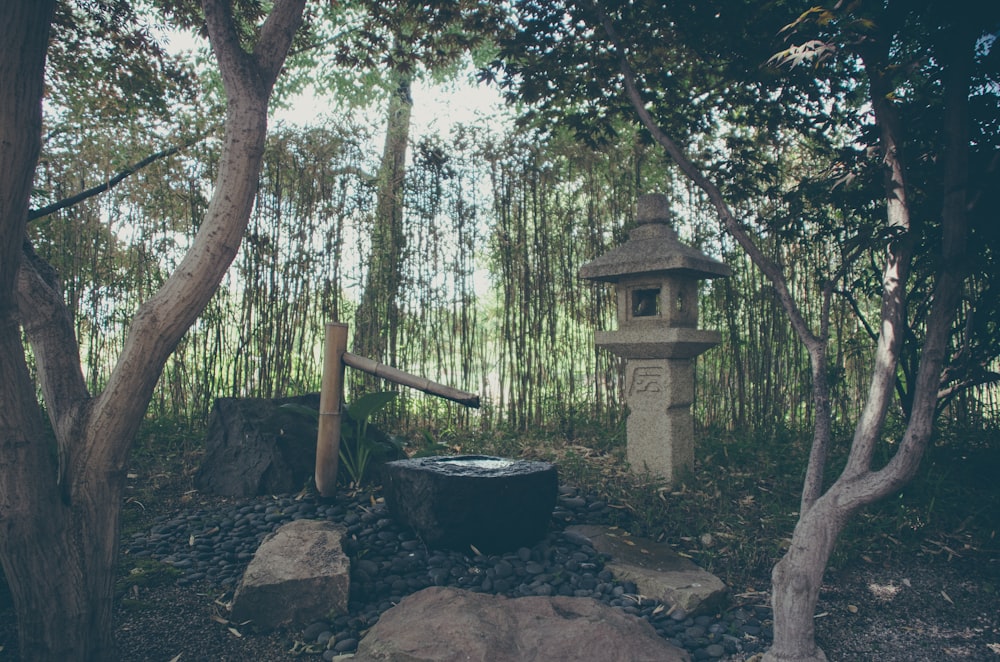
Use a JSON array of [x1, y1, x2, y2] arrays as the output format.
[[850, 13, 974, 500], [81, 0, 306, 476], [592, 3, 835, 511], [16, 241, 90, 490], [839, 36, 918, 480], [27, 128, 217, 222]]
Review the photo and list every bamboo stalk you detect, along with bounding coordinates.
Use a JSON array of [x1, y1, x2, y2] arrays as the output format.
[[316, 322, 348, 497], [342, 351, 480, 408]]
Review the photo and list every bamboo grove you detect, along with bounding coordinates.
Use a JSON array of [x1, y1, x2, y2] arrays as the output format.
[[26, 115, 999, 442]]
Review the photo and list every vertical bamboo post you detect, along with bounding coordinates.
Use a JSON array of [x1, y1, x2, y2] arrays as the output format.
[[316, 322, 347, 497]]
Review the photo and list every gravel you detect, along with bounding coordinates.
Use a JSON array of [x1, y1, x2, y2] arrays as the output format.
[[120, 483, 771, 660], [3, 482, 997, 661]]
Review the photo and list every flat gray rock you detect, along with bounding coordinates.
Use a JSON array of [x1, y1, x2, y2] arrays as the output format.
[[566, 524, 728, 616]]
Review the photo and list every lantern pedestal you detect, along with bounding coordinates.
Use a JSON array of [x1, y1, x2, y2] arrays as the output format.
[[622, 358, 698, 480]]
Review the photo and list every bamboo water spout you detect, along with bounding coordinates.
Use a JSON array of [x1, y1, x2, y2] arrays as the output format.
[[315, 321, 480, 497]]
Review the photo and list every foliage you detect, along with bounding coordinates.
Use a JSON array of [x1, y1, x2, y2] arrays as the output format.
[[488, 0, 1000, 423], [23, 0, 998, 448], [486, 2, 998, 656], [464, 422, 1000, 590], [261, 0, 508, 112], [339, 391, 403, 485], [281, 391, 404, 487], [30, 105, 1000, 443], [47, 0, 199, 124]]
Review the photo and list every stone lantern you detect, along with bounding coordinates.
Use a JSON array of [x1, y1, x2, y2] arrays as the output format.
[[579, 193, 730, 483]]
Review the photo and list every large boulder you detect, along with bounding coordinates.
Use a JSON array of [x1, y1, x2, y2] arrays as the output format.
[[230, 520, 350, 631], [194, 393, 320, 496], [566, 524, 728, 616], [382, 455, 557, 553], [353, 586, 689, 662]]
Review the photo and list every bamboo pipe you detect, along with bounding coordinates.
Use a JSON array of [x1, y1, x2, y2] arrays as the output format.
[[342, 351, 480, 408], [315, 322, 348, 497]]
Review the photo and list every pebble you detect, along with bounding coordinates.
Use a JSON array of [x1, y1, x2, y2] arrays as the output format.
[[124, 484, 769, 659]]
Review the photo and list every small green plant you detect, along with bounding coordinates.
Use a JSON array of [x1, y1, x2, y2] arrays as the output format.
[[408, 429, 452, 457], [116, 558, 182, 598], [339, 391, 400, 486], [280, 391, 403, 487]]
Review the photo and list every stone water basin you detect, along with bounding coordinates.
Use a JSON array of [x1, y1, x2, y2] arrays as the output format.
[[382, 455, 558, 553]]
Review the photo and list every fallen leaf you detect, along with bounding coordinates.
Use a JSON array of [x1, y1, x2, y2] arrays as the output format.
[[210, 614, 229, 625], [227, 627, 243, 638], [941, 590, 954, 605], [168, 655, 182, 662], [469, 544, 482, 556], [847, 604, 858, 614], [189, 534, 195, 547]]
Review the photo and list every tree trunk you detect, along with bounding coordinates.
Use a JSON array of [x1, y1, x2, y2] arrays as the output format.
[[353, 67, 412, 377], [762, 499, 844, 662], [0, 1, 305, 659], [1, 433, 124, 659], [0, 2, 61, 654], [765, 15, 973, 659], [597, 6, 977, 660]]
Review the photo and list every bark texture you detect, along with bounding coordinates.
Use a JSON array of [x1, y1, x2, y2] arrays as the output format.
[[761, 15, 974, 661], [0, 1, 305, 659]]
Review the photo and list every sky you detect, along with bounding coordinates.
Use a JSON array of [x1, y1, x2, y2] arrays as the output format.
[[274, 78, 509, 137], [161, 26, 508, 302], [161, 28, 509, 137]]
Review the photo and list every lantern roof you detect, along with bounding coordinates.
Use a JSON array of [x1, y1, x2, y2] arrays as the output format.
[[579, 194, 731, 283]]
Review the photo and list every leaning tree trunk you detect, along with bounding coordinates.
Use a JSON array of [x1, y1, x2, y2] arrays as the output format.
[[598, 6, 974, 660], [763, 18, 972, 659], [764, 502, 844, 662], [0, 1, 305, 659]]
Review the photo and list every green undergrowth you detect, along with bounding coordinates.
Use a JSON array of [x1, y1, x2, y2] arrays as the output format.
[[121, 410, 999, 593], [455, 421, 1000, 591]]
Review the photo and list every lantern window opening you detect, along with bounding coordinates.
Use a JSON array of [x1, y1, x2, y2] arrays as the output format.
[[631, 288, 661, 318]]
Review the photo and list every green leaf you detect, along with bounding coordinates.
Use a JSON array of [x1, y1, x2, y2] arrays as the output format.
[[345, 391, 398, 423]]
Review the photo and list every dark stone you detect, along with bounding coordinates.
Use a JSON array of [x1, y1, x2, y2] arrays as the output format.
[[194, 393, 320, 496], [382, 455, 558, 553]]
